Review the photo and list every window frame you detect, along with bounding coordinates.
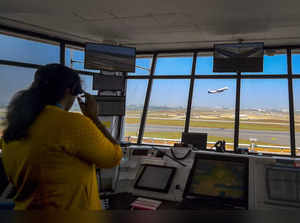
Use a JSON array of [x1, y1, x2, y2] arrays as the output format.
[[0, 27, 300, 157]]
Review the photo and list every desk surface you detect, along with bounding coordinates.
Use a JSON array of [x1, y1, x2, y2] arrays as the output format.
[[103, 193, 179, 210], [103, 193, 246, 210]]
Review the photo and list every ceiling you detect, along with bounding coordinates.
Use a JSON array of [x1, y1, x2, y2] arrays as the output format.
[[1, 0, 300, 51]]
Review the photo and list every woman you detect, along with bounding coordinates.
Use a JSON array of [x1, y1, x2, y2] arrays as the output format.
[[0, 64, 122, 210]]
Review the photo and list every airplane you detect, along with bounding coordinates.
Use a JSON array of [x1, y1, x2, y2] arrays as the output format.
[[208, 86, 229, 94]]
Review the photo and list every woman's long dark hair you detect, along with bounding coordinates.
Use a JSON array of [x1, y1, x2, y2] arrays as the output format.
[[3, 64, 82, 143]]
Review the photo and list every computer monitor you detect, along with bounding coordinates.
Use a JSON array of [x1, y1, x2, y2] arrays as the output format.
[[181, 132, 207, 150], [134, 165, 176, 193], [184, 153, 249, 207], [95, 96, 125, 116], [266, 166, 300, 203], [93, 75, 125, 91], [213, 42, 264, 72], [84, 43, 136, 72]]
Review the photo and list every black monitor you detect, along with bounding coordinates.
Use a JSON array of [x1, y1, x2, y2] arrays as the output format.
[[95, 96, 125, 116], [266, 166, 300, 203], [184, 153, 249, 208], [181, 132, 207, 150], [84, 43, 136, 72], [213, 42, 264, 72], [134, 165, 176, 193], [93, 75, 125, 91]]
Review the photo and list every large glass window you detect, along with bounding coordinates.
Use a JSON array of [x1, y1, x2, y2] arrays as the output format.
[[70, 74, 98, 113], [196, 53, 235, 75], [242, 51, 287, 75], [154, 54, 193, 75], [190, 79, 236, 150], [239, 79, 290, 155], [65, 47, 99, 73], [293, 79, 300, 155], [128, 57, 152, 75], [0, 65, 36, 137], [123, 80, 148, 143], [292, 50, 300, 74], [0, 34, 59, 65], [143, 79, 190, 145]]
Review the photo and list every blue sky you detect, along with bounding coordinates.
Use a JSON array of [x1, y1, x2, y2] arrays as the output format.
[[0, 33, 299, 110]]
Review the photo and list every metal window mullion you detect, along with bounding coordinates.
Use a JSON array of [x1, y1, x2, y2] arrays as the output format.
[[137, 54, 157, 144], [288, 48, 296, 157], [0, 59, 41, 69], [234, 73, 241, 152], [60, 42, 65, 65], [184, 52, 197, 133]]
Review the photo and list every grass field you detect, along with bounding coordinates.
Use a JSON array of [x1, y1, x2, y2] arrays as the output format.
[[124, 109, 298, 152], [125, 117, 298, 132], [124, 131, 284, 146]]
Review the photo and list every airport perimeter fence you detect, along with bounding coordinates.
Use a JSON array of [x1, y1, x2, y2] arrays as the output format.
[[126, 136, 299, 154]]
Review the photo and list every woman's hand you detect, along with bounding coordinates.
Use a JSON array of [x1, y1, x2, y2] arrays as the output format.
[[77, 92, 98, 120]]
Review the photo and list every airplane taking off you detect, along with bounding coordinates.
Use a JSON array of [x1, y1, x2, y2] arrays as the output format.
[[208, 86, 229, 94]]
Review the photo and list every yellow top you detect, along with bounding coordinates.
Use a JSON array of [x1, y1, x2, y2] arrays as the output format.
[[0, 105, 123, 210]]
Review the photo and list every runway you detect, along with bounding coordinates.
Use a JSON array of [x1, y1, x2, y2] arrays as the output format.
[[125, 123, 300, 146]]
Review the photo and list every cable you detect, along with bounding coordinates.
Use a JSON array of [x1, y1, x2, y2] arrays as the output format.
[[151, 146, 186, 167]]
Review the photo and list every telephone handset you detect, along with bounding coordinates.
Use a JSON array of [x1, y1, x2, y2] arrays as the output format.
[[214, 140, 226, 152]]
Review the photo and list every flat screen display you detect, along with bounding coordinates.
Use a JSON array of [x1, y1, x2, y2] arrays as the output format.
[[95, 96, 125, 116], [93, 75, 124, 91], [184, 154, 248, 205], [181, 132, 207, 150], [134, 165, 176, 193], [213, 42, 264, 72], [266, 167, 300, 202], [85, 43, 136, 72]]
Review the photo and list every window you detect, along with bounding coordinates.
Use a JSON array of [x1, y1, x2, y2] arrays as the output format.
[[0, 65, 36, 137], [239, 79, 290, 155], [123, 80, 148, 143], [190, 79, 236, 150], [154, 54, 193, 75], [143, 79, 190, 145], [0, 33, 59, 65], [196, 53, 235, 75], [65, 47, 99, 73], [292, 50, 300, 74], [242, 51, 287, 75], [70, 74, 98, 113], [128, 57, 153, 75], [293, 79, 300, 155]]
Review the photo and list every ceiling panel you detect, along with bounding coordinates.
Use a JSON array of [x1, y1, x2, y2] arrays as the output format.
[[1, 0, 300, 51]]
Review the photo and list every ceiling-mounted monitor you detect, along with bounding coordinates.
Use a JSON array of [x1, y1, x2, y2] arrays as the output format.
[[84, 43, 136, 72], [213, 42, 264, 73]]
